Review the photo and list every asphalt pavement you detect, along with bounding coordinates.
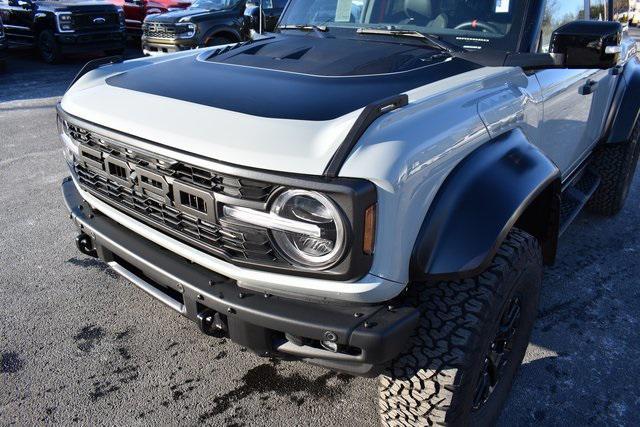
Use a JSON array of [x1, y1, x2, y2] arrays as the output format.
[[1, 34, 640, 426]]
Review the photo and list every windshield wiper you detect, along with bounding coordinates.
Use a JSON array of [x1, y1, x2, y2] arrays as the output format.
[[356, 27, 455, 53], [279, 24, 328, 32]]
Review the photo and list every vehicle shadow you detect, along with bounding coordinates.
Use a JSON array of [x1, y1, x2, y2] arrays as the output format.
[[498, 173, 640, 425]]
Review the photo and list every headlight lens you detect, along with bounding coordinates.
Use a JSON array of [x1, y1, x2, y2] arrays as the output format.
[[57, 116, 79, 165], [118, 10, 125, 28], [57, 13, 74, 32], [270, 190, 346, 269], [175, 22, 196, 39]]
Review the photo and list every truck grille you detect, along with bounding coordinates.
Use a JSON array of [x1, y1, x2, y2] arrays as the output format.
[[67, 123, 285, 266], [73, 12, 120, 31], [142, 22, 177, 39]]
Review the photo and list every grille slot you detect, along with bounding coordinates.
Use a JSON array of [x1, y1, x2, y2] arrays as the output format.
[[143, 23, 177, 39], [72, 12, 120, 31], [108, 162, 127, 179], [69, 124, 284, 266]]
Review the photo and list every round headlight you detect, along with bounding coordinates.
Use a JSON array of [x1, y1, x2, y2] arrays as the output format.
[[270, 190, 347, 269]]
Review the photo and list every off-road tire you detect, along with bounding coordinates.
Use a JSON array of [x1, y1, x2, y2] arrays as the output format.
[[587, 120, 640, 216], [379, 229, 542, 426], [37, 30, 62, 64]]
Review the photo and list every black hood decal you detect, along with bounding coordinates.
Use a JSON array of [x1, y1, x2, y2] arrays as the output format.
[[107, 35, 482, 121]]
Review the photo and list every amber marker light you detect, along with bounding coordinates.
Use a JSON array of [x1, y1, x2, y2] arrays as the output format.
[[363, 204, 377, 255]]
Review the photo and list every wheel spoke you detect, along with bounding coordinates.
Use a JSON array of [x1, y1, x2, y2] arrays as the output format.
[[472, 297, 523, 411]]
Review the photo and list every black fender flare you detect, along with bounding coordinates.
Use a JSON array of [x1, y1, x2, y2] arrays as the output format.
[[411, 129, 560, 281], [606, 55, 640, 144], [201, 25, 243, 45]]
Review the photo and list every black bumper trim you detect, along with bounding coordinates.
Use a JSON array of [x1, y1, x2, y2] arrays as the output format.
[[56, 32, 126, 53], [62, 178, 418, 376]]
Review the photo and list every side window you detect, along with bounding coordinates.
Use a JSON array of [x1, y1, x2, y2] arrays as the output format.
[[538, 0, 586, 53], [273, 0, 287, 8], [590, 0, 607, 21]]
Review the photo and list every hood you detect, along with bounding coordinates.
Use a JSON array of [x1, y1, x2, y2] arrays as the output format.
[[61, 34, 482, 175], [145, 5, 234, 22], [35, 0, 120, 12]]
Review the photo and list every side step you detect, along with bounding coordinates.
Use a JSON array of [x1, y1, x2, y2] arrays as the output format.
[[559, 169, 601, 235]]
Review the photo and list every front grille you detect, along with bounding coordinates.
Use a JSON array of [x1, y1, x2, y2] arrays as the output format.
[[67, 123, 285, 266], [143, 23, 177, 39], [72, 12, 120, 31]]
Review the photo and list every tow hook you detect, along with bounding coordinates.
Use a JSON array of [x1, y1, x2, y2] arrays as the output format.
[[75, 233, 98, 258], [197, 309, 228, 337]]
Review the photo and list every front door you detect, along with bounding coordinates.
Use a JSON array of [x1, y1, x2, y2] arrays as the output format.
[[1, 0, 34, 44], [535, 68, 608, 175], [534, 0, 616, 176]]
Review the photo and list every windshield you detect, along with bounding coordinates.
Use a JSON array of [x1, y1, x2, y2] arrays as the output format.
[[280, 0, 528, 51], [32, 0, 112, 2], [189, 0, 240, 10]]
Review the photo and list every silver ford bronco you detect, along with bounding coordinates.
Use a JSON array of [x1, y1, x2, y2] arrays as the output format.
[[58, 0, 639, 424]]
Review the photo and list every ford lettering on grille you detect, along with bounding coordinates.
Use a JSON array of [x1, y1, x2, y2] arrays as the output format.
[[78, 143, 215, 222], [66, 121, 280, 264]]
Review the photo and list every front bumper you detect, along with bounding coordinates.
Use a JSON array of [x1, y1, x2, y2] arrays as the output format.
[[62, 178, 419, 376], [141, 37, 197, 55], [56, 31, 126, 53]]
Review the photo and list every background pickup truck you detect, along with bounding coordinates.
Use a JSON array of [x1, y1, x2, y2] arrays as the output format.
[[140, 0, 284, 54], [0, 0, 126, 63]]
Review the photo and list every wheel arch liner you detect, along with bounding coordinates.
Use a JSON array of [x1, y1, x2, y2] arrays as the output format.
[[607, 56, 640, 144], [411, 128, 560, 281]]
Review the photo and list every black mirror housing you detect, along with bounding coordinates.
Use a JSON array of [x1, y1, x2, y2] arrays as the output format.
[[550, 20, 622, 69]]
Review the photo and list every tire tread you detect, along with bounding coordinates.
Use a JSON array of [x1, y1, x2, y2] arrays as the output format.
[[378, 229, 541, 426]]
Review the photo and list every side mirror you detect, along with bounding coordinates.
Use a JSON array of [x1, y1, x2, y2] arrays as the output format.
[[550, 20, 622, 69]]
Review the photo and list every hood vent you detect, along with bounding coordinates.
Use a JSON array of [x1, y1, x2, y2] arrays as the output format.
[[205, 35, 445, 77]]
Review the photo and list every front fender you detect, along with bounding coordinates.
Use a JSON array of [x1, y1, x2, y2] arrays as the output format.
[[411, 129, 559, 281], [33, 11, 54, 32]]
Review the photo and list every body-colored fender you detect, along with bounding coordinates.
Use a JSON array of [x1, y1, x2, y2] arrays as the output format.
[[411, 129, 560, 281]]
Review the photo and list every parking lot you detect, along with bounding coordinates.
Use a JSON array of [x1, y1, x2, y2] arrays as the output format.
[[1, 30, 640, 426]]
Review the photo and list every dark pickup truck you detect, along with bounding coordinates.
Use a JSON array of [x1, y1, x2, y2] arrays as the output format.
[[141, 0, 284, 55], [0, 0, 126, 63]]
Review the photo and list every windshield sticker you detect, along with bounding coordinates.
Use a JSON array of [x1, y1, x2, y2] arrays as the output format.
[[336, 0, 353, 22], [495, 0, 510, 13]]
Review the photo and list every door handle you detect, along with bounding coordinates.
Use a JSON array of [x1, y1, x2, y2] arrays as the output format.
[[579, 79, 599, 96]]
